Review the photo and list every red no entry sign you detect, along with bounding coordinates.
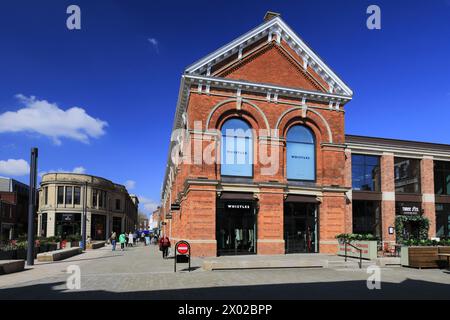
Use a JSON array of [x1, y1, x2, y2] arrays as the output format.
[[177, 243, 189, 255]]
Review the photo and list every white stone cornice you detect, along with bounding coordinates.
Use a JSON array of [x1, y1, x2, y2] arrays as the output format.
[[184, 74, 351, 104], [347, 143, 450, 160]]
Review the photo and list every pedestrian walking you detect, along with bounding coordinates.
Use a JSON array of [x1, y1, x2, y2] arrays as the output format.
[[134, 231, 139, 245], [159, 235, 171, 259], [119, 232, 126, 251], [141, 231, 145, 244], [128, 231, 134, 247], [110, 232, 117, 251]]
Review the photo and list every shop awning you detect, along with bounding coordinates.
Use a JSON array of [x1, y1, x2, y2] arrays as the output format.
[[285, 194, 319, 203], [219, 192, 254, 200]]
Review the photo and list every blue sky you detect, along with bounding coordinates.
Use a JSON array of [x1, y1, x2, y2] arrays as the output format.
[[1, 0, 450, 215]]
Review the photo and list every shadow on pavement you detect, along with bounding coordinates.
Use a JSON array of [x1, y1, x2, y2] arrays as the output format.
[[1, 278, 450, 300]]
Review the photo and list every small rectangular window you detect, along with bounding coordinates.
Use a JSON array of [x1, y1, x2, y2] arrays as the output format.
[[98, 190, 103, 208], [44, 186, 48, 205], [92, 189, 98, 207], [74, 187, 81, 205], [65, 186, 73, 205], [115, 199, 121, 210], [57, 186, 64, 204]]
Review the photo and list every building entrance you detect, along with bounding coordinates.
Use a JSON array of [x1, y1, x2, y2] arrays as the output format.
[[112, 216, 122, 235], [284, 201, 318, 253], [91, 214, 107, 240], [216, 199, 256, 256]]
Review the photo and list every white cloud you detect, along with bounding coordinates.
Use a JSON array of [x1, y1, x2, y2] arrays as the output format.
[[147, 38, 159, 53], [0, 159, 30, 176], [139, 196, 159, 214], [124, 180, 136, 190], [72, 166, 86, 174], [39, 166, 86, 178], [0, 94, 108, 145]]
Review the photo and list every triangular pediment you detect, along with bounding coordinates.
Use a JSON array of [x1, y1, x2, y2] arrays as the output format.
[[215, 42, 328, 93], [185, 16, 352, 97]]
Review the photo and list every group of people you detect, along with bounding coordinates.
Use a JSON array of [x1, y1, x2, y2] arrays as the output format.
[[110, 231, 130, 251], [109, 231, 161, 251], [108, 231, 171, 259]]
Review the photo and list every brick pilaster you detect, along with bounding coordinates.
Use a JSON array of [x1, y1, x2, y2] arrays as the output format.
[[257, 188, 285, 254], [381, 153, 396, 243], [344, 149, 353, 234], [421, 156, 436, 238]]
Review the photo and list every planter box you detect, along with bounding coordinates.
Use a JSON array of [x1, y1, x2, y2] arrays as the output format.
[[0, 250, 14, 260], [86, 241, 106, 250], [16, 248, 27, 260], [337, 240, 378, 260], [401, 246, 450, 268], [37, 247, 82, 262]]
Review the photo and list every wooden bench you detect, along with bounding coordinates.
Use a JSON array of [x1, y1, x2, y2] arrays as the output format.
[[0, 260, 25, 275], [37, 247, 82, 262]]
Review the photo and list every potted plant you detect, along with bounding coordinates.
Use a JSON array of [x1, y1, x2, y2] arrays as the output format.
[[15, 241, 27, 259], [0, 245, 15, 260], [70, 234, 82, 247], [46, 236, 59, 251]]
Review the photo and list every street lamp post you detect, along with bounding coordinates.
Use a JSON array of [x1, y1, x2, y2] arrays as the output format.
[[26, 147, 38, 266], [82, 181, 87, 250]]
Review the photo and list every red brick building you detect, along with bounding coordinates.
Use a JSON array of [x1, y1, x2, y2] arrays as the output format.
[[160, 13, 450, 257], [0, 177, 30, 243]]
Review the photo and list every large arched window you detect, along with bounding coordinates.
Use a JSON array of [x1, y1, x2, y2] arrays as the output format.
[[286, 125, 315, 180], [221, 118, 253, 177]]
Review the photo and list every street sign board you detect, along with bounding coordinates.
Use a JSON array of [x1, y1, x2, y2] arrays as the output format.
[[177, 243, 189, 254], [174, 240, 191, 272], [171, 203, 180, 211]]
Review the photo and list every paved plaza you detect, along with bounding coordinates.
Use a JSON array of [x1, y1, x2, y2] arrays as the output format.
[[0, 244, 449, 299]]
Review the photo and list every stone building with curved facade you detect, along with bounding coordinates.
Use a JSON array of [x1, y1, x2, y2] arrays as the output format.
[[37, 173, 138, 240], [160, 12, 450, 257]]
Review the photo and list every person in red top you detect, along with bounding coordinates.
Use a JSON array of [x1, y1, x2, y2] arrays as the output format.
[[159, 235, 171, 259]]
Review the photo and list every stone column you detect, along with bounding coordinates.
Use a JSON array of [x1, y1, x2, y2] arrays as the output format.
[[381, 152, 396, 244], [46, 211, 56, 237], [106, 213, 111, 240], [421, 156, 436, 237], [36, 214, 41, 237]]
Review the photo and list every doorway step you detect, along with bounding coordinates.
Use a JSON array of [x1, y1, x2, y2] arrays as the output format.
[[202, 254, 328, 271], [201, 254, 389, 271]]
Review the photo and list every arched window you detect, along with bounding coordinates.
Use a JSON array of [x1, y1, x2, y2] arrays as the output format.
[[286, 125, 315, 180], [221, 118, 253, 177]]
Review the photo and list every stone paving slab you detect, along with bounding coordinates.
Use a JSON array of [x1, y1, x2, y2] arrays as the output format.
[[0, 244, 449, 299]]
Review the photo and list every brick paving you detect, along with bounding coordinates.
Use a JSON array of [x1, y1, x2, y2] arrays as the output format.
[[0, 244, 450, 299]]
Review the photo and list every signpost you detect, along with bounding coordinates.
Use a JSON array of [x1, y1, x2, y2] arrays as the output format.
[[174, 240, 191, 272], [26, 148, 38, 266]]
